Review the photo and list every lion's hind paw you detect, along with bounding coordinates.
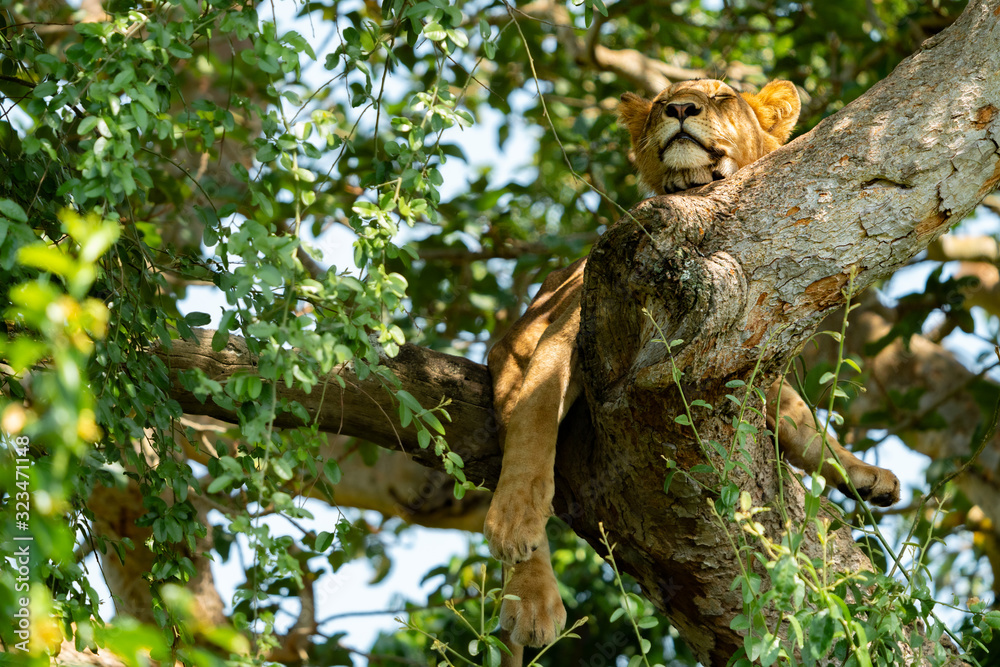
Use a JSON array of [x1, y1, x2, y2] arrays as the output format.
[[501, 573, 566, 647]]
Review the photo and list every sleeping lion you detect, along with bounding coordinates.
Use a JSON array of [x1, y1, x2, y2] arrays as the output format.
[[483, 78, 900, 662]]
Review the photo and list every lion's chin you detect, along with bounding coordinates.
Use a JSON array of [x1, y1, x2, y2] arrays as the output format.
[[659, 141, 713, 171]]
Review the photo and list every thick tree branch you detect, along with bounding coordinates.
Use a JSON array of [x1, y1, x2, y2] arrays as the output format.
[[586, 1, 1000, 385], [161, 332, 503, 485]]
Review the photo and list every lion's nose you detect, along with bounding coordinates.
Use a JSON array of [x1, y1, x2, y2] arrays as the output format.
[[666, 102, 701, 121]]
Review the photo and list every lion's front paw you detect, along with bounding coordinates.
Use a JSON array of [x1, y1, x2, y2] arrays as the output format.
[[484, 487, 549, 564], [501, 572, 566, 647], [839, 463, 900, 507]]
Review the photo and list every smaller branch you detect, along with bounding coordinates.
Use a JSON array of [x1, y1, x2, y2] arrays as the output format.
[[926, 233, 1000, 263], [582, 9, 606, 65], [515, 0, 754, 96], [865, 0, 888, 34], [417, 233, 598, 262], [981, 193, 1000, 218], [268, 569, 318, 664], [316, 599, 467, 626], [0, 74, 34, 88]]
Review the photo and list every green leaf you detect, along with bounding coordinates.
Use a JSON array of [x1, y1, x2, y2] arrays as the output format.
[[207, 475, 233, 494], [423, 22, 446, 41], [446, 28, 468, 48], [212, 328, 231, 352], [245, 376, 262, 399], [662, 470, 677, 494], [0, 199, 27, 223], [34, 80, 57, 97], [324, 459, 342, 485], [184, 312, 212, 327], [292, 166, 316, 182], [485, 644, 501, 667], [132, 102, 148, 128], [212, 312, 236, 351], [315, 531, 334, 551], [256, 143, 279, 163], [759, 633, 781, 667], [731, 614, 750, 631], [77, 115, 101, 136], [786, 614, 804, 648], [422, 410, 446, 435], [395, 389, 423, 413], [18, 244, 75, 276], [807, 612, 835, 662], [168, 43, 194, 59]]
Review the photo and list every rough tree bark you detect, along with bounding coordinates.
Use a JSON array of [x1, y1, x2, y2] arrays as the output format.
[[157, 1, 1000, 664]]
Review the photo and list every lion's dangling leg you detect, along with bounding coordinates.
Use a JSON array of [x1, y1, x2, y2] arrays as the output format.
[[484, 300, 580, 657], [484, 301, 582, 564], [766, 379, 900, 506]]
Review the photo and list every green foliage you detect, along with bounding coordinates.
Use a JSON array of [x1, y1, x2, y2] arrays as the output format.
[[374, 532, 693, 667], [1, 0, 474, 659], [399, 562, 587, 667], [671, 277, 986, 666]]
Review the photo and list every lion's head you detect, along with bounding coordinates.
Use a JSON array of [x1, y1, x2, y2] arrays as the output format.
[[617, 79, 800, 195]]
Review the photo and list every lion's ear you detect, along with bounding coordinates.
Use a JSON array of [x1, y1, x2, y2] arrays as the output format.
[[742, 80, 800, 145], [617, 92, 653, 146]]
